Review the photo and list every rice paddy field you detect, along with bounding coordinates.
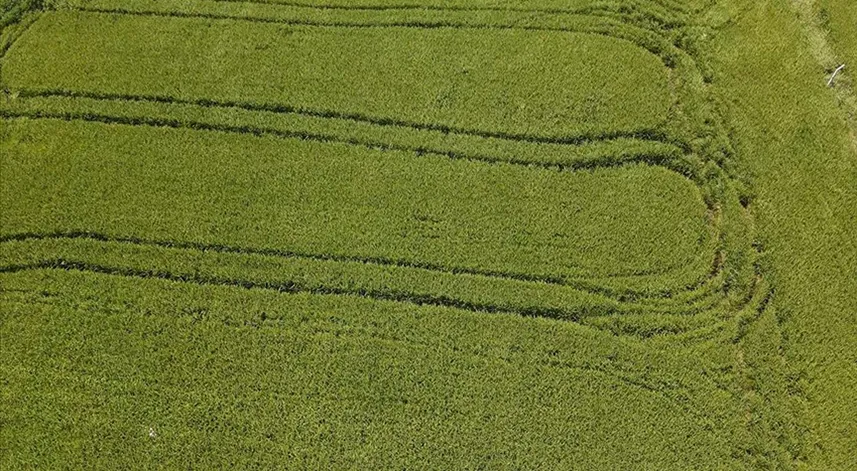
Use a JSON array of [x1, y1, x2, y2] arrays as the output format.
[[1, 0, 855, 469]]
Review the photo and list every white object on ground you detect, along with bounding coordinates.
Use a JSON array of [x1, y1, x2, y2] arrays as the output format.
[[828, 64, 846, 87]]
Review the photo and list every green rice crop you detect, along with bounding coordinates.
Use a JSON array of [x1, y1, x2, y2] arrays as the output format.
[[712, 0, 857, 467], [0, 118, 711, 280], [0, 268, 745, 469], [2, 0, 855, 468], [816, 0, 857, 76], [3, 9, 673, 141]]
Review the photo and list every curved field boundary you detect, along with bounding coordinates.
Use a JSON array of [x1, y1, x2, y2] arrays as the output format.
[[0, 230, 721, 304], [0, 1, 760, 335], [34, 2, 715, 149], [0, 90, 695, 179], [65, 0, 700, 29], [8, 86, 676, 151], [56, 4, 694, 70], [0, 103, 722, 292], [202, 0, 693, 29], [0, 9, 36, 55], [0, 268, 742, 426], [0, 234, 764, 339]]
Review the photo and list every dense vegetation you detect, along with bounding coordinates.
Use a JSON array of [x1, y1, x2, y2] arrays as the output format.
[[711, 0, 857, 468], [1, 0, 854, 469], [816, 0, 857, 79]]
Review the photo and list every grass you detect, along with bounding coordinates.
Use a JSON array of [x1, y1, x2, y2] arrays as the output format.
[[4, 9, 674, 141], [1, 0, 855, 469], [816, 0, 857, 78], [1, 268, 745, 469], [711, 0, 857, 468], [0, 118, 710, 279]]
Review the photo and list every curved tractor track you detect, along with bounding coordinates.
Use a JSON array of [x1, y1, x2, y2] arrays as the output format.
[[0, 0, 761, 340]]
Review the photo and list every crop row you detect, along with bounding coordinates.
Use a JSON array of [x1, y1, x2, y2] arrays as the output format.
[[0, 1, 761, 336], [0, 265, 723, 397], [0, 117, 712, 285], [59, 0, 705, 30], [52, 0, 714, 76], [0, 84, 745, 289], [1, 265, 750, 470], [3, 10, 676, 143], [2, 4, 728, 178], [0, 229, 728, 305], [0, 231, 761, 339], [0, 91, 695, 178], [0, 113, 761, 339], [19, 2, 722, 149]]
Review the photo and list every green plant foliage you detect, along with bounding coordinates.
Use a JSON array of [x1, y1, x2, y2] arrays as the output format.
[[4, 9, 675, 141], [816, 0, 857, 77], [712, 0, 857, 468], [0, 268, 745, 469], [1, 0, 855, 468], [0, 118, 711, 280]]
